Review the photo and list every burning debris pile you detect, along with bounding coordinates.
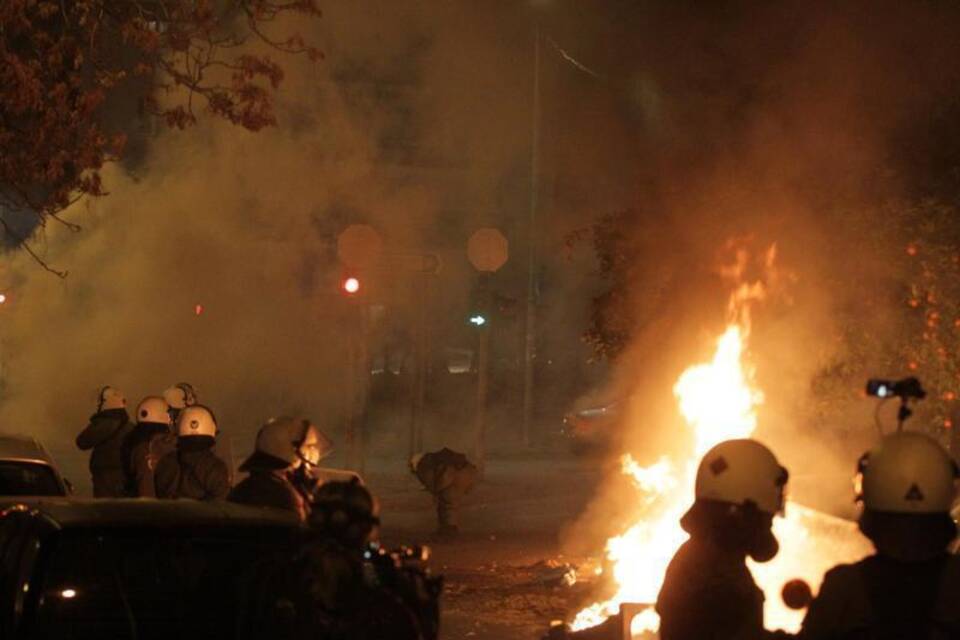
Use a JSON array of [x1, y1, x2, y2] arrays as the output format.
[[562, 247, 872, 639]]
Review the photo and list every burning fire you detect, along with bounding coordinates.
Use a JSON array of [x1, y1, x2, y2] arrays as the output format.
[[571, 248, 869, 637], [571, 324, 761, 635]]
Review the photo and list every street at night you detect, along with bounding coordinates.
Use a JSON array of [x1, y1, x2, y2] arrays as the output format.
[[1, 1, 959, 638]]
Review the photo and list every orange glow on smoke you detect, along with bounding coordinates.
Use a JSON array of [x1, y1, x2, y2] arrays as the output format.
[[571, 246, 870, 637]]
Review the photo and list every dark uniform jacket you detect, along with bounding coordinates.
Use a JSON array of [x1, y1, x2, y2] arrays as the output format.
[[657, 537, 787, 640], [154, 436, 231, 501], [798, 554, 960, 640], [121, 422, 176, 497], [228, 452, 307, 521], [75, 408, 132, 497], [239, 536, 421, 640]]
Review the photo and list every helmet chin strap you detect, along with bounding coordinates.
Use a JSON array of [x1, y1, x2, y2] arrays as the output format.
[[297, 452, 318, 469], [294, 418, 319, 468], [97, 386, 110, 413]]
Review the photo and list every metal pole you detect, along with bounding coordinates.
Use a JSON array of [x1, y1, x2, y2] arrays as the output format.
[[475, 323, 490, 469], [521, 24, 541, 449], [408, 274, 429, 456], [408, 282, 420, 459], [475, 276, 492, 468], [357, 305, 369, 476], [951, 405, 960, 464], [415, 273, 428, 453], [345, 313, 357, 469]]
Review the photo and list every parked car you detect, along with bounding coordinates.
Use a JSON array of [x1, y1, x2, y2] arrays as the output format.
[[0, 435, 70, 497], [561, 399, 623, 453], [0, 499, 300, 639]]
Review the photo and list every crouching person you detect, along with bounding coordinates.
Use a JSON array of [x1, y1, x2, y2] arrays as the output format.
[[155, 405, 230, 500], [656, 439, 792, 640], [409, 448, 479, 539]]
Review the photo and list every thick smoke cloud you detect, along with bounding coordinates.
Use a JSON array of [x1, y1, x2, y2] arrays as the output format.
[[558, 0, 960, 551], [0, 2, 548, 487]]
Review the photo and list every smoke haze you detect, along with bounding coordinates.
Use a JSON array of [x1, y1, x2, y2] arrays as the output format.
[[2, 1, 959, 515]]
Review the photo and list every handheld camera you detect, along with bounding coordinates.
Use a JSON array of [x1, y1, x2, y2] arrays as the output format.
[[866, 376, 926, 433], [866, 377, 926, 401]]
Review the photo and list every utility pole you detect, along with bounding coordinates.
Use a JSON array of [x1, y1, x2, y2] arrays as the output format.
[[473, 276, 492, 469], [521, 25, 541, 449], [345, 301, 369, 473], [951, 405, 960, 465], [409, 271, 429, 458]]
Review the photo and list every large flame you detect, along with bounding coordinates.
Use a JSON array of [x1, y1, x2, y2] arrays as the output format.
[[571, 324, 762, 634], [571, 296, 869, 636]]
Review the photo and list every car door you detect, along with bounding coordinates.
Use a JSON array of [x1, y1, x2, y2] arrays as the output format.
[[0, 510, 42, 638]]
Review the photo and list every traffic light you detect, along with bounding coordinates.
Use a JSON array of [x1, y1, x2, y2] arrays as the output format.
[[468, 314, 487, 327], [341, 276, 361, 296]]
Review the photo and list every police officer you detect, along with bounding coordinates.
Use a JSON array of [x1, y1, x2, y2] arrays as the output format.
[[163, 382, 197, 424], [228, 416, 317, 521], [155, 405, 230, 500], [798, 432, 960, 639], [656, 439, 792, 640], [409, 448, 479, 539], [121, 396, 177, 497], [75, 386, 133, 497]]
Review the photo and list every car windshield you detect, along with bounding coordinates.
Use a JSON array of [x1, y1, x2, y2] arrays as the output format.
[[30, 526, 297, 639], [0, 460, 62, 496]]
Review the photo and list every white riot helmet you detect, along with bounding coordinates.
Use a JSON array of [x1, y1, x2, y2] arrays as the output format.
[[856, 432, 959, 514], [176, 405, 217, 438], [163, 383, 197, 410], [97, 386, 126, 412], [136, 396, 172, 425], [694, 439, 789, 516], [255, 416, 332, 467]]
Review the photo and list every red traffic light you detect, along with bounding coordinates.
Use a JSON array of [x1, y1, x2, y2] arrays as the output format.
[[342, 277, 361, 295]]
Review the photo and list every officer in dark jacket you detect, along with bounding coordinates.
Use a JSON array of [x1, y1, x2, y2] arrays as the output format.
[[798, 432, 960, 640], [75, 386, 133, 497], [155, 405, 230, 500], [409, 448, 479, 539], [228, 416, 316, 521], [240, 480, 435, 640], [121, 396, 176, 497], [656, 439, 792, 640]]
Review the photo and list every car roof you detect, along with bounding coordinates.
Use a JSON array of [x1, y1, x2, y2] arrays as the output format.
[[3, 498, 300, 530], [0, 434, 55, 466]]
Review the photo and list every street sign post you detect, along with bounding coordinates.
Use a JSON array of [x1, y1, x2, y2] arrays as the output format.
[[466, 229, 508, 469]]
